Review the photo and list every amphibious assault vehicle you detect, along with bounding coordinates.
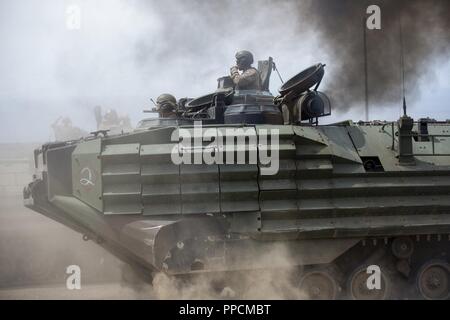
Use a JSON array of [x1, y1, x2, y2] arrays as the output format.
[[23, 59, 450, 299]]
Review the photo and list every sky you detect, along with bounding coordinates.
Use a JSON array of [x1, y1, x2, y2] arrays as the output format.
[[0, 0, 449, 143]]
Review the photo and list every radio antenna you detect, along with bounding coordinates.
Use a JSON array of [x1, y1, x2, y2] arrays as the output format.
[[400, 16, 407, 116], [363, 18, 369, 122]]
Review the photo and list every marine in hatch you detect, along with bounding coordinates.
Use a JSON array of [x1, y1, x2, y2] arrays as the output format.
[[156, 93, 178, 118], [230, 50, 261, 91]]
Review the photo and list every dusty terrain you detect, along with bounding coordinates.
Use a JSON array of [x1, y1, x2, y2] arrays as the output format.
[[0, 143, 147, 299], [0, 194, 145, 299]]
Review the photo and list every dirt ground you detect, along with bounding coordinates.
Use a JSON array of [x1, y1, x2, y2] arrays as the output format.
[[0, 283, 148, 300], [0, 194, 151, 299]]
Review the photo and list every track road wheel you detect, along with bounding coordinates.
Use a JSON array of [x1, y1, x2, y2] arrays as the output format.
[[347, 264, 390, 300], [416, 260, 450, 300], [298, 269, 339, 300], [391, 237, 414, 259]]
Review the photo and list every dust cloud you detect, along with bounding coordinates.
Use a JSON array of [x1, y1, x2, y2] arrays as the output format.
[[126, 243, 308, 300], [0, 145, 124, 297]]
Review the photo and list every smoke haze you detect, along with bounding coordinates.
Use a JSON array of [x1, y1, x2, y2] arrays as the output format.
[[307, 0, 450, 110], [0, 0, 449, 142]]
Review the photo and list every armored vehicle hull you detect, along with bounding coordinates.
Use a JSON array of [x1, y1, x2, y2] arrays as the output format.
[[24, 119, 450, 299]]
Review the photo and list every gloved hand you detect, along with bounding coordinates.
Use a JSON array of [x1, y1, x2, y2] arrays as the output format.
[[230, 66, 239, 76]]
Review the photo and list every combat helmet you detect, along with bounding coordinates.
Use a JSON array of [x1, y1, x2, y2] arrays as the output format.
[[156, 93, 177, 113], [235, 50, 254, 68]]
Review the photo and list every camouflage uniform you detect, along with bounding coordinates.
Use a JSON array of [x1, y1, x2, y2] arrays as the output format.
[[230, 50, 261, 91], [230, 66, 262, 90]]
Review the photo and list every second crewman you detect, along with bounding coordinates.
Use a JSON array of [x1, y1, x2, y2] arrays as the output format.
[[156, 93, 178, 118]]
